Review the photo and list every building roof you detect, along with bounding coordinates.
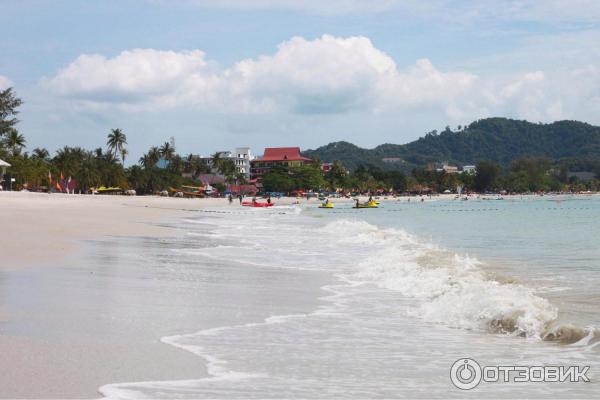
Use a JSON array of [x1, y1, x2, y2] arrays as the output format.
[[257, 147, 311, 162], [0, 159, 11, 167]]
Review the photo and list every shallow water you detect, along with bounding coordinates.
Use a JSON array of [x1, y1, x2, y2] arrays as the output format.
[[100, 197, 600, 398]]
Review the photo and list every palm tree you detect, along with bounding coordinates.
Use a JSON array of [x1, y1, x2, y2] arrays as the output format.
[[159, 141, 175, 160], [32, 147, 50, 160], [187, 154, 209, 179], [139, 146, 161, 169], [120, 148, 128, 165], [106, 128, 127, 163], [3, 128, 26, 156], [53, 146, 86, 178], [211, 152, 223, 173]]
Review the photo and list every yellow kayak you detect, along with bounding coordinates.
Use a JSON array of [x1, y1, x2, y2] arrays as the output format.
[[318, 202, 334, 208]]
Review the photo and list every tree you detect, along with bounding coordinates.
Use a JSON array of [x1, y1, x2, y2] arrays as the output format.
[[184, 154, 210, 179], [106, 128, 127, 163], [290, 164, 326, 191], [120, 148, 128, 165], [0, 87, 23, 137], [3, 128, 26, 156], [32, 147, 50, 160], [209, 152, 239, 183], [262, 167, 294, 193], [159, 141, 175, 160], [211, 152, 224, 173], [140, 146, 161, 169], [127, 165, 147, 193], [474, 161, 500, 192], [511, 156, 552, 192], [325, 159, 347, 189]]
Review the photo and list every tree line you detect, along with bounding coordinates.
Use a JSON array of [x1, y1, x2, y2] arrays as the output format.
[[0, 88, 246, 193], [260, 157, 600, 194], [2, 87, 599, 194]]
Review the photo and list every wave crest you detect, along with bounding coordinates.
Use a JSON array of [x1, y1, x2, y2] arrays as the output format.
[[324, 219, 560, 338]]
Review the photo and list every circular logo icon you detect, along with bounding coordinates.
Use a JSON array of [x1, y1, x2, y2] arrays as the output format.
[[450, 358, 482, 390]]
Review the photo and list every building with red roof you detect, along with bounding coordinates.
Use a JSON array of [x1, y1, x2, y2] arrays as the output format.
[[250, 147, 312, 178]]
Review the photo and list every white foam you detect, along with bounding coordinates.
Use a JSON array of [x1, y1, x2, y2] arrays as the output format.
[[323, 219, 558, 338]]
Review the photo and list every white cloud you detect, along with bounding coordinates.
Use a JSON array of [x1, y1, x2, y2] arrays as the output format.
[[42, 34, 600, 126], [226, 35, 398, 113], [43, 49, 222, 111], [0, 75, 13, 90], [43, 35, 480, 118]]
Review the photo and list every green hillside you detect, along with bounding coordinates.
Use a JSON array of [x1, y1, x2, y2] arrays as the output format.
[[303, 118, 600, 171]]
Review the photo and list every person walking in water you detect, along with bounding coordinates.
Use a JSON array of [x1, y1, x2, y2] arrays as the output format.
[[228, 194, 233, 204]]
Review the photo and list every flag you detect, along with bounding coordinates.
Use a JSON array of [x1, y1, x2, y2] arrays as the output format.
[[60, 172, 64, 181], [48, 171, 52, 184]]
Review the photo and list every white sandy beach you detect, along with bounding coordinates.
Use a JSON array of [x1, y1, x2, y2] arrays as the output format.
[[0, 193, 201, 397], [0, 192, 327, 398], [1, 192, 599, 398]]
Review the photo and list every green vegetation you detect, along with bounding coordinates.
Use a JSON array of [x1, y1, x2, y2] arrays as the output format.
[[211, 152, 247, 184], [304, 118, 600, 172], [2, 88, 600, 195], [0, 88, 207, 193], [262, 164, 325, 193]]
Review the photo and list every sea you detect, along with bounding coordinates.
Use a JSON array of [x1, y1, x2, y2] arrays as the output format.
[[99, 195, 600, 398]]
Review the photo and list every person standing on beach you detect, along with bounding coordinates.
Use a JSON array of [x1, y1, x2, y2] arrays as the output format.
[[238, 194, 243, 204], [228, 194, 233, 204]]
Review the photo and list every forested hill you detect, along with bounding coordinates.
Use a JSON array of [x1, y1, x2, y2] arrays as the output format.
[[303, 118, 600, 171]]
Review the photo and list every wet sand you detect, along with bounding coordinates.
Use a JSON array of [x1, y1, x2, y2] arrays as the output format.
[[0, 192, 328, 398]]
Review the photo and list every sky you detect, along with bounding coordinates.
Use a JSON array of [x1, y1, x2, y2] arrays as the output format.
[[1, 0, 600, 163]]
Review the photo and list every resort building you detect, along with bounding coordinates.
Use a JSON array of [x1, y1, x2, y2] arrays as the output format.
[[436, 162, 459, 174], [0, 159, 10, 190], [199, 147, 255, 179], [462, 165, 476, 174], [250, 147, 312, 178]]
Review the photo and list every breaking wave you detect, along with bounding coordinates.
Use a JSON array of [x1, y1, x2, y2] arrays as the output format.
[[321, 219, 596, 342]]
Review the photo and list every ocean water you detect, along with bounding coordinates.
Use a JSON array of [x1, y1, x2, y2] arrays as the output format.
[[101, 196, 600, 398]]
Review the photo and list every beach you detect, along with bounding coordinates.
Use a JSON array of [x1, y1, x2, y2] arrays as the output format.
[[0, 192, 194, 397], [1, 192, 599, 398], [0, 192, 318, 398]]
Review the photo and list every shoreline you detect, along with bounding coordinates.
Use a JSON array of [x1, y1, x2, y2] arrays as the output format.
[[0, 192, 331, 398]]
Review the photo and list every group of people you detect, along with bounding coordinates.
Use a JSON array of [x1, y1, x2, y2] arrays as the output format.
[[227, 194, 271, 205]]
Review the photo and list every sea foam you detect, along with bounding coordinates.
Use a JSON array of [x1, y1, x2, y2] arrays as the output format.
[[321, 219, 559, 338]]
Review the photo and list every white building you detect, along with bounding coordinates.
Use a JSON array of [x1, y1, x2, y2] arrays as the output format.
[[436, 162, 459, 174], [199, 147, 255, 179], [462, 165, 476, 174], [232, 147, 254, 178], [0, 159, 10, 190]]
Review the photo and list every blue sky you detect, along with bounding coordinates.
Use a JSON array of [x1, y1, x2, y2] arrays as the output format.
[[2, 0, 600, 162]]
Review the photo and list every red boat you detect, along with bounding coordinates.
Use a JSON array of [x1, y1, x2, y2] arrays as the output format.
[[241, 201, 274, 207]]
